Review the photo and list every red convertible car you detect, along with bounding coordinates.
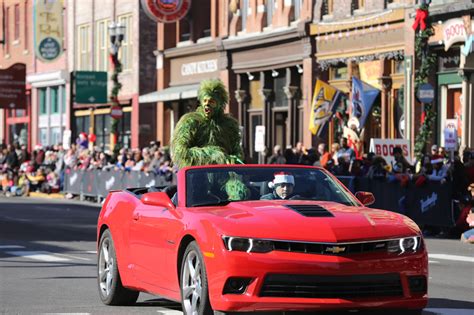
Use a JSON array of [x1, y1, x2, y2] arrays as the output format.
[[97, 165, 428, 314]]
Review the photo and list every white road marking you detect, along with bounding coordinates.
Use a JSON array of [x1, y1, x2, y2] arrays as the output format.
[[54, 253, 91, 261], [428, 260, 440, 264], [86, 250, 97, 254], [0, 245, 25, 249], [5, 251, 70, 262], [156, 309, 183, 315], [428, 254, 474, 263]]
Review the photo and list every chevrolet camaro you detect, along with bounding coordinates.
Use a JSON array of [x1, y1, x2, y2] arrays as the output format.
[[96, 165, 428, 314]]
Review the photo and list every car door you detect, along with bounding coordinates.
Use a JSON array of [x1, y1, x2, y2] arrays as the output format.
[[128, 203, 169, 289], [129, 201, 183, 292]]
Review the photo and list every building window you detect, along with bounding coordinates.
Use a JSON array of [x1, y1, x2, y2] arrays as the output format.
[[321, 0, 334, 16], [5, 6, 9, 54], [14, 4, 20, 41], [96, 19, 110, 71], [77, 24, 91, 70], [265, 0, 275, 27], [50, 86, 59, 114], [241, 0, 249, 31], [118, 14, 133, 70], [292, 0, 303, 21], [200, 0, 211, 38], [352, 0, 364, 13], [179, 18, 191, 42], [39, 88, 47, 115], [24, 0, 29, 50], [39, 128, 48, 146]]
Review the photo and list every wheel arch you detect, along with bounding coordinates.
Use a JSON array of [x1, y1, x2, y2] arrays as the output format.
[[176, 234, 196, 283]]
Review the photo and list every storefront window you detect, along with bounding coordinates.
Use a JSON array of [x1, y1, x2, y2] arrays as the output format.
[[74, 115, 90, 140], [39, 128, 47, 146], [438, 54, 460, 71], [94, 114, 111, 151], [274, 76, 287, 107], [9, 123, 28, 146], [330, 65, 348, 80], [249, 80, 264, 109], [51, 127, 62, 145]]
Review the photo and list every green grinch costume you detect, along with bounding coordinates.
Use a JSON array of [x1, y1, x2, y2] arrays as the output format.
[[170, 79, 248, 200]]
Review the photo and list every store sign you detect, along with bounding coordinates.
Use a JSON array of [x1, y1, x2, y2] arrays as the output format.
[[141, 0, 191, 23], [444, 119, 458, 151], [181, 59, 217, 76], [369, 138, 412, 166], [0, 63, 26, 109], [443, 18, 469, 51], [74, 71, 108, 104], [34, 0, 63, 62]]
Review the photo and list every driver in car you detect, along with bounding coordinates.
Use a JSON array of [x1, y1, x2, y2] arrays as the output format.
[[261, 172, 299, 200]]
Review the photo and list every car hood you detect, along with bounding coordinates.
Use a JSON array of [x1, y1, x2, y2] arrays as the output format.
[[200, 200, 420, 242]]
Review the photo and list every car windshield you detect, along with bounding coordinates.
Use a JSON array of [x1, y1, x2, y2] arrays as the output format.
[[185, 167, 358, 207]]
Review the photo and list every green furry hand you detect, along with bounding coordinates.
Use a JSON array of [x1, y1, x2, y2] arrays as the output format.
[[226, 155, 244, 165]]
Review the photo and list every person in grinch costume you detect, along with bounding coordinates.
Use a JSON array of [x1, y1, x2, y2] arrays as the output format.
[[170, 79, 249, 200]]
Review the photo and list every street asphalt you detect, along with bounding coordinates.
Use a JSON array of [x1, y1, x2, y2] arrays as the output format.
[[0, 196, 473, 315]]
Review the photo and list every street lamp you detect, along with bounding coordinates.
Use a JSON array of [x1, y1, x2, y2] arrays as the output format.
[[108, 22, 125, 153]]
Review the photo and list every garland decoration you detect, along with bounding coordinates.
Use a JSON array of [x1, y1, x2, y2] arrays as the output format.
[[412, 1, 437, 161], [110, 51, 123, 155]]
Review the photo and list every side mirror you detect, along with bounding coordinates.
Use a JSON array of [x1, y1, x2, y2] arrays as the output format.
[[355, 191, 375, 206], [142, 192, 175, 209]]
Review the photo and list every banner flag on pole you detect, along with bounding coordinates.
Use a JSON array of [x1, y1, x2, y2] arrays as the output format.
[[351, 77, 380, 128], [309, 80, 342, 137]]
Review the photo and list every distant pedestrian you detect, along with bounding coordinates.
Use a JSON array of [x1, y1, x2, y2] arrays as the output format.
[[267, 145, 286, 164]]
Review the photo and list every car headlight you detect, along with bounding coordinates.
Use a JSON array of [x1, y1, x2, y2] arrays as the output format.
[[387, 236, 422, 254], [222, 236, 274, 253]]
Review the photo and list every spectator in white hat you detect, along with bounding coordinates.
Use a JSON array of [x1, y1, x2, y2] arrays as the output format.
[[261, 172, 299, 200], [428, 155, 448, 183]]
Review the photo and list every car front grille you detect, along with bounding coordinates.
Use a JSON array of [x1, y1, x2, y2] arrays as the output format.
[[272, 239, 390, 255], [260, 273, 403, 298]]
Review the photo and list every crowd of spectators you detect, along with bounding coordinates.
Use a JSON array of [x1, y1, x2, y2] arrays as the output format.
[[267, 139, 474, 195], [0, 139, 173, 198]]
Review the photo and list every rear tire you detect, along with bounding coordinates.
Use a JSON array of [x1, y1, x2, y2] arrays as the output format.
[[180, 241, 213, 315], [97, 229, 139, 305]]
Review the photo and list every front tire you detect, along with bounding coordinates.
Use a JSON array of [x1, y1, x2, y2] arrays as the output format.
[[97, 229, 139, 305], [180, 241, 213, 315]]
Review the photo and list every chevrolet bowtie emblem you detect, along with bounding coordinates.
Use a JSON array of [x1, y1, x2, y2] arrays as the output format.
[[325, 246, 346, 254]]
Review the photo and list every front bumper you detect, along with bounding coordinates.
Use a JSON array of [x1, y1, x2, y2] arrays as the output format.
[[206, 249, 428, 312]]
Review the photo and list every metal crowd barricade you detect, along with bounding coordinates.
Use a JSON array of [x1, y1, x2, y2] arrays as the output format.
[[63, 168, 175, 203], [63, 169, 455, 227]]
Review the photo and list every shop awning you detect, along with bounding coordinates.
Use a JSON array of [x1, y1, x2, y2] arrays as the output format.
[[138, 84, 200, 103]]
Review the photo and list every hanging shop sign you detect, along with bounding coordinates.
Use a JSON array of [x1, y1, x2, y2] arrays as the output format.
[[442, 18, 474, 51], [0, 63, 26, 109], [141, 0, 191, 23], [34, 0, 64, 62]]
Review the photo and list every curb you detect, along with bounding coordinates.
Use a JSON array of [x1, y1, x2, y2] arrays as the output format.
[[28, 192, 65, 199]]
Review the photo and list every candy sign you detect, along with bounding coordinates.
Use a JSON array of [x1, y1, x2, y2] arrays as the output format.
[[443, 119, 458, 151]]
